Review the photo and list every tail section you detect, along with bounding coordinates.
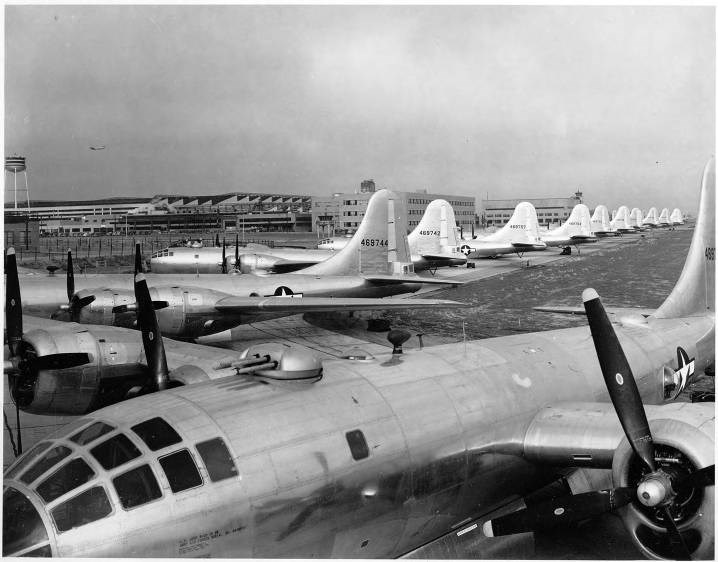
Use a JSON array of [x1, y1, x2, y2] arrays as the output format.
[[591, 205, 612, 233], [644, 207, 658, 224], [611, 205, 631, 231], [407, 199, 459, 256], [489, 202, 542, 244], [630, 207, 644, 229], [654, 159, 715, 318], [304, 189, 412, 276], [551, 204, 591, 237], [658, 207, 670, 225], [670, 208, 684, 224]]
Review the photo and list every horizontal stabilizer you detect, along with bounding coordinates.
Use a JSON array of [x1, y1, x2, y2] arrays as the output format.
[[533, 305, 655, 317], [214, 296, 465, 314], [364, 274, 464, 286]]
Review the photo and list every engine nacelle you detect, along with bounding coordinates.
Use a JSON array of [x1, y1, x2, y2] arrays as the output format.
[[612, 416, 714, 560], [238, 253, 281, 274], [74, 286, 243, 339], [14, 326, 148, 416]]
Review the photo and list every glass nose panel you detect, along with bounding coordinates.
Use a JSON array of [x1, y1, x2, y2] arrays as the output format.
[[3, 487, 50, 556]]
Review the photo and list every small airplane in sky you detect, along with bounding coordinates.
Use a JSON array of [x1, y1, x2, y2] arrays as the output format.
[[18, 190, 463, 339], [89, 145, 106, 151], [458, 201, 547, 258], [3, 159, 714, 559]]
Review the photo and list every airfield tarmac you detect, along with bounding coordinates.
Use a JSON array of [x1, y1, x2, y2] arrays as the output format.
[[3, 225, 709, 559]]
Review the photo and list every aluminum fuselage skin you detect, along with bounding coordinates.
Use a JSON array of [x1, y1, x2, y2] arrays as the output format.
[[150, 247, 458, 274], [4, 315, 711, 557], [17, 273, 423, 338]]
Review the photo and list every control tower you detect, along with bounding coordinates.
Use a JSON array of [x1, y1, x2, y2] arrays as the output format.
[[5, 155, 30, 212]]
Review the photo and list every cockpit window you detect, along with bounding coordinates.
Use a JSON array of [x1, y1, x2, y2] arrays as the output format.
[[195, 438, 238, 482], [131, 417, 182, 451], [5, 442, 52, 480], [20, 446, 72, 485], [3, 487, 49, 556], [113, 464, 162, 509], [159, 449, 203, 493], [50, 486, 112, 533], [91, 434, 141, 470], [69, 422, 115, 446], [36, 458, 95, 504]]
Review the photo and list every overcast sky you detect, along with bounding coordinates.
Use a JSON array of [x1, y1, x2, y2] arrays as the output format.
[[5, 5, 715, 211]]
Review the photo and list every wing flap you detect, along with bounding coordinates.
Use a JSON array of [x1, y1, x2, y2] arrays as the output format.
[[214, 296, 465, 314], [533, 305, 655, 317], [364, 274, 464, 286]]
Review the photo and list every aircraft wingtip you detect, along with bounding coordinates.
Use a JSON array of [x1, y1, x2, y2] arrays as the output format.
[[482, 521, 494, 537], [7, 247, 15, 256], [582, 288, 599, 303]]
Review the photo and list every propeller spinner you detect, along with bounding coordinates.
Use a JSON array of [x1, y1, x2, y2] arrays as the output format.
[[482, 288, 714, 561]]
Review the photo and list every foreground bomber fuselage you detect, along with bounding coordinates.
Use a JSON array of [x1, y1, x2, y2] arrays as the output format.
[[3, 315, 710, 557]]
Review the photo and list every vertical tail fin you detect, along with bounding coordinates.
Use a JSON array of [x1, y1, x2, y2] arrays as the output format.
[[591, 205, 612, 233], [611, 206, 630, 231], [630, 208, 644, 229], [670, 208, 684, 224], [490, 202, 542, 243], [658, 208, 670, 225], [654, 158, 715, 319], [407, 199, 459, 256], [304, 190, 412, 276]]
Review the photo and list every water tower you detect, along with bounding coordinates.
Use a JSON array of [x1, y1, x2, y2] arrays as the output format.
[[5, 155, 30, 211]]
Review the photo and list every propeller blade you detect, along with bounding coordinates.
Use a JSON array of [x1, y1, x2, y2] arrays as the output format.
[[66, 250, 75, 303], [471, 223, 476, 239], [483, 488, 635, 537], [215, 233, 220, 247], [661, 506, 692, 561], [134, 274, 169, 391], [675, 465, 715, 491], [221, 239, 227, 274], [5, 248, 23, 357], [582, 288, 656, 473], [29, 352, 92, 371], [15, 402, 22, 456], [112, 304, 130, 314], [134, 243, 142, 276], [235, 234, 239, 266]]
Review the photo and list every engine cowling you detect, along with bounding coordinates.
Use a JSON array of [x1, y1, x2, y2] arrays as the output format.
[[13, 326, 149, 416], [73, 286, 242, 339], [238, 253, 281, 273], [612, 417, 714, 560]]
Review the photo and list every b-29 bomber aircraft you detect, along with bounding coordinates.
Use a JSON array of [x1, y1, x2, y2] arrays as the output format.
[[459, 201, 547, 258], [4, 160, 714, 559], [16, 190, 462, 340], [150, 198, 466, 274]]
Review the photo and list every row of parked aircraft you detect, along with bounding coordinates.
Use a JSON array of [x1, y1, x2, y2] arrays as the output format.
[[151, 198, 686, 277], [2, 160, 714, 559]]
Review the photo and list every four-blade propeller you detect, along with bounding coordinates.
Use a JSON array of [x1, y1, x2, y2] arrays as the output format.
[[4, 248, 92, 456], [482, 288, 714, 561]]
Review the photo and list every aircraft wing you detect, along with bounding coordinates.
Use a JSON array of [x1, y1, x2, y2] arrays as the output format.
[[213, 295, 465, 314], [533, 305, 655, 317], [363, 274, 464, 286]]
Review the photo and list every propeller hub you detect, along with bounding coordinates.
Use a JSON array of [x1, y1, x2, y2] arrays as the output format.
[[637, 470, 675, 508]]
